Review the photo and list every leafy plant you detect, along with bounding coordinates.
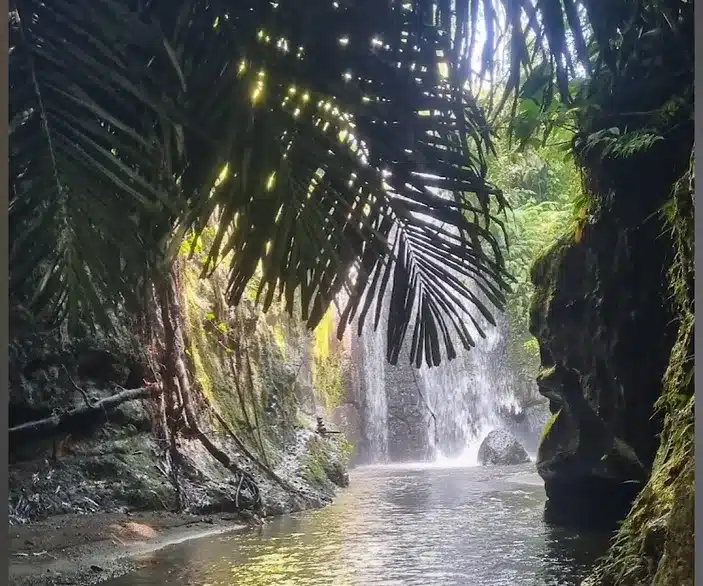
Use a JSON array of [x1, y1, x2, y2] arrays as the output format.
[[486, 125, 582, 375], [10, 0, 519, 368], [12, 0, 690, 368]]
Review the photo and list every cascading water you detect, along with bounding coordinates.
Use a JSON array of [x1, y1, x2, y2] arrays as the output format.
[[417, 304, 523, 465], [349, 284, 528, 466], [358, 323, 389, 463]]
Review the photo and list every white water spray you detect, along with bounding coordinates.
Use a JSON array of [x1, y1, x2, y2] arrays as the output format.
[[416, 291, 522, 466], [358, 321, 389, 463]]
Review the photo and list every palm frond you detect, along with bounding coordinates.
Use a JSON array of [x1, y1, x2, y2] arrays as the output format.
[[12, 0, 678, 365], [9, 0, 178, 327], [160, 0, 515, 366]]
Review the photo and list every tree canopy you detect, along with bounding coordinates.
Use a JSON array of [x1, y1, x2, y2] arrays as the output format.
[[9, 0, 692, 366]]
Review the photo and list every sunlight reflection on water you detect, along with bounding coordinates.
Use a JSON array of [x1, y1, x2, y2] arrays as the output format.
[[103, 464, 610, 586]]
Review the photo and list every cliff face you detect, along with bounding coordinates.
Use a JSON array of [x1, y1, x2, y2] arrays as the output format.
[[529, 129, 694, 582], [529, 200, 677, 527], [583, 149, 694, 586], [9, 261, 351, 524]]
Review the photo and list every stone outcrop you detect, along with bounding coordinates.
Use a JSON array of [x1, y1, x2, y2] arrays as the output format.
[[529, 224, 675, 527], [477, 429, 530, 466], [583, 149, 695, 586], [9, 264, 352, 525], [527, 121, 692, 526], [529, 86, 693, 558]]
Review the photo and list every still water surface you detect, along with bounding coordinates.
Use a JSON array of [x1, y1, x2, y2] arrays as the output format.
[[104, 463, 611, 586]]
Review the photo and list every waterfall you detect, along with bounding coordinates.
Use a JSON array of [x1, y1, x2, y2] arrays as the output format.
[[417, 306, 522, 465], [358, 322, 389, 463], [343, 191, 544, 465], [348, 282, 528, 465]]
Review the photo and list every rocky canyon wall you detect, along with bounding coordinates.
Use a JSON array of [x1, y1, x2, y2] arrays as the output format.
[[9, 260, 351, 524], [529, 118, 694, 585]]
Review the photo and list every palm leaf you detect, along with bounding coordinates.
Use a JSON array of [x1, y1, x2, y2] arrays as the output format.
[[167, 0, 516, 366], [9, 0, 178, 326], [11, 0, 656, 365]]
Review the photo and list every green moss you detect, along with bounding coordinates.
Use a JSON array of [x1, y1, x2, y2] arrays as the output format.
[[540, 410, 560, 444], [528, 233, 576, 339], [301, 436, 333, 488], [530, 231, 574, 287], [176, 248, 351, 482], [182, 267, 243, 430], [311, 309, 345, 409], [272, 323, 287, 357], [584, 151, 694, 586], [337, 437, 355, 461]]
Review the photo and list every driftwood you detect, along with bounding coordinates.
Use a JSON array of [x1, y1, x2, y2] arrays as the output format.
[[9, 385, 156, 442]]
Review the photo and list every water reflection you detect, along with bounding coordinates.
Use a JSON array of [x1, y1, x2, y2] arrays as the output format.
[[104, 464, 610, 586]]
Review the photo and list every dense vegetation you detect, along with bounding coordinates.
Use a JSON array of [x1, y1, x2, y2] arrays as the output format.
[[10, 0, 519, 369], [488, 126, 582, 383], [8, 1, 694, 584]]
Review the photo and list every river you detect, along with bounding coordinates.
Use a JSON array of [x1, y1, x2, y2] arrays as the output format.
[[103, 463, 611, 586]]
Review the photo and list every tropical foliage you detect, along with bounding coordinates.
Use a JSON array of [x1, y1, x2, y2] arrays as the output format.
[[9, 0, 693, 370], [488, 123, 581, 372], [8, 1, 695, 577], [10, 0, 514, 369]]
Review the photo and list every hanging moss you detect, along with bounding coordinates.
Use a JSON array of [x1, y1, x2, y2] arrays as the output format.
[[182, 267, 215, 404]]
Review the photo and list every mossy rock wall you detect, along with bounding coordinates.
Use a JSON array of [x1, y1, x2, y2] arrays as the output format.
[[529, 89, 694, 580], [9, 256, 352, 522], [530, 210, 676, 528], [529, 103, 693, 530], [582, 149, 694, 586], [180, 261, 351, 465]]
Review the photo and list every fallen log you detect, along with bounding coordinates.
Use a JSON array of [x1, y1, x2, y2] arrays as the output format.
[[9, 386, 156, 442]]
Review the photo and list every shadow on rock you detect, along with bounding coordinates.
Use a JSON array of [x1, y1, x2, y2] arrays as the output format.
[[542, 476, 643, 532], [537, 519, 614, 586]]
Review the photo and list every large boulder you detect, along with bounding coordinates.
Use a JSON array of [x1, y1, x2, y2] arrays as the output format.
[[478, 429, 531, 466]]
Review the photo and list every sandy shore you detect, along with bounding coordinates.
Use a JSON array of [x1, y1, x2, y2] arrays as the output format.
[[9, 511, 250, 586]]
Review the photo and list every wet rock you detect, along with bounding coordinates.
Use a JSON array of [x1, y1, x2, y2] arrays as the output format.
[[8, 267, 353, 528], [325, 461, 349, 488], [330, 404, 362, 464], [497, 401, 550, 455], [534, 365, 648, 530], [478, 429, 530, 466], [528, 189, 679, 529]]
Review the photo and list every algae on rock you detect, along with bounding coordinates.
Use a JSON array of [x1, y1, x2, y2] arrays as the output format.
[[583, 148, 694, 586], [9, 249, 352, 523]]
